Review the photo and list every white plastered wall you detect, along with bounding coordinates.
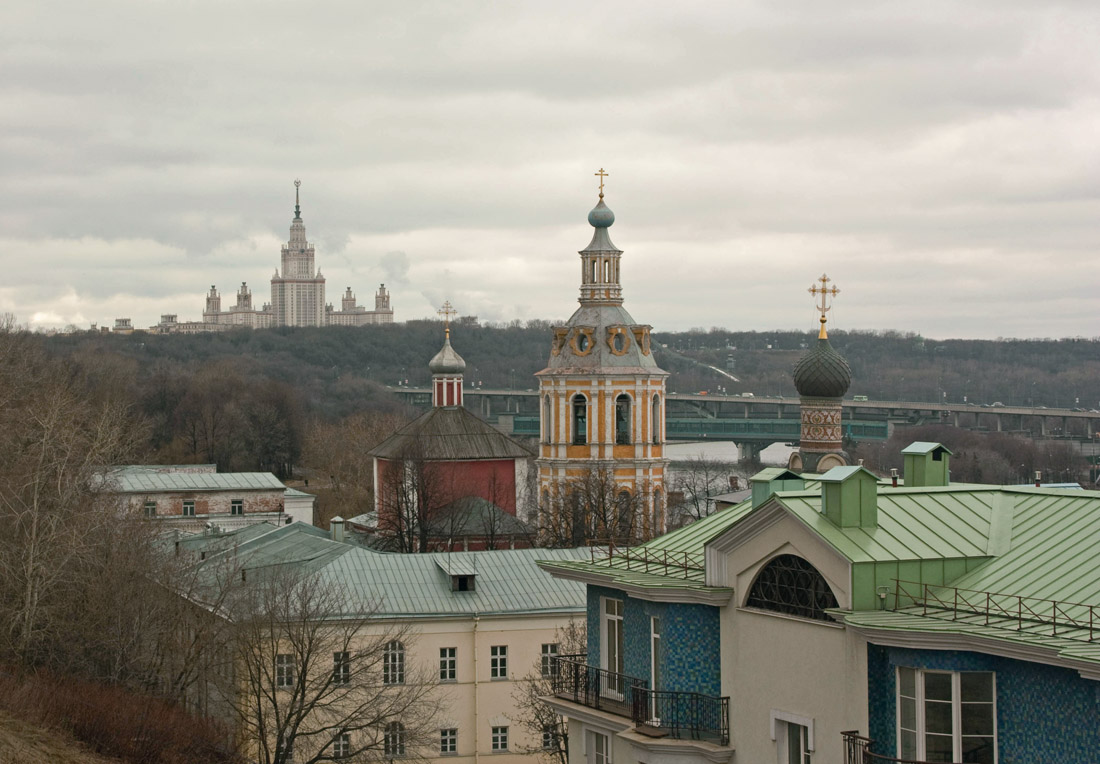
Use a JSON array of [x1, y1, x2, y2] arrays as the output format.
[[717, 512, 869, 764]]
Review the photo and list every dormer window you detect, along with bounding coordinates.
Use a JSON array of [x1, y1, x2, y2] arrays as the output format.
[[452, 574, 475, 592]]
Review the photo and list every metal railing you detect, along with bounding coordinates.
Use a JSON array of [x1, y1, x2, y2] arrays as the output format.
[[551, 656, 647, 718], [633, 688, 730, 746], [842, 731, 962, 764], [586, 541, 706, 581], [892, 579, 1100, 641]]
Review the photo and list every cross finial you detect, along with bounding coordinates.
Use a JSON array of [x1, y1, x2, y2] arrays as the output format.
[[437, 301, 457, 338], [808, 273, 840, 339], [595, 168, 609, 199]]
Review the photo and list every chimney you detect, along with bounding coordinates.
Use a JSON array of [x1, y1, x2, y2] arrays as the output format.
[[1035, 470, 1042, 488], [330, 516, 345, 543], [890, 468, 898, 488], [729, 475, 740, 491], [819, 465, 879, 528]]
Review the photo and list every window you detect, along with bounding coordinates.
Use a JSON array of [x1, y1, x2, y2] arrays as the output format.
[[541, 643, 559, 678], [601, 598, 624, 697], [143, 501, 156, 518], [543, 396, 551, 443], [746, 554, 839, 622], [231, 499, 243, 515], [276, 654, 295, 688], [615, 394, 631, 445], [652, 395, 661, 443], [542, 724, 558, 750], [776, 722, 811, 764], [587, 731, 609, 764], [384, 641, 405, 685], [385, 722, 406, 757], [440, 728, 457, 755], [182, 500, 195, 517], [491, 726, 508, 752], [333, 651, 350, 685], [333, 732, 351, 759], [897, 668, 995, 763], [490, 645, 508, 679], [440, 647, 456, 681], [572, 395, 587, 445]]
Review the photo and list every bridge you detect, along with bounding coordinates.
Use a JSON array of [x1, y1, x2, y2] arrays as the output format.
[[390, 388, 1100, 461]]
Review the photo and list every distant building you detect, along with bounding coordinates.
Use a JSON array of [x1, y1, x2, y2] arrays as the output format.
[[110, 464, 315, 530], [155, 180, 394, 333], [113, 317, 134, 334]]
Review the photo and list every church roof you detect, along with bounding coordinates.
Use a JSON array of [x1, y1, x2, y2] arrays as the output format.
[[538, 304, 668, 375], [368, 407, 533, 461], [792, 336, 852, 398], [428, 334, 467, 374]]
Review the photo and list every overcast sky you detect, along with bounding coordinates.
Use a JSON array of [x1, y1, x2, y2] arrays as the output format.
[[2, 1, 1098, 339]]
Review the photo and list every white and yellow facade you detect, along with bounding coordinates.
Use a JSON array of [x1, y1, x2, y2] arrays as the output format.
[[535, 190, 669, 541]]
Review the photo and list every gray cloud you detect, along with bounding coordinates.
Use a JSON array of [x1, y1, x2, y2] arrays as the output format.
[[1, 0, 1098, 337]]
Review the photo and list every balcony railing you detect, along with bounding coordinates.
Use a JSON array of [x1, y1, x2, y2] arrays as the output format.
[[633, 688, 730, 746], [551, 655, 647, 718], [842, 731, 962, 764]]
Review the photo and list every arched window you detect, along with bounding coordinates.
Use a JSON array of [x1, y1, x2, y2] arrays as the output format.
[[543, 396, 552, 443], [383, 640, 405, 684], [384, 722, 406, 757], [572, 395, 587, 445], [651, 395, 661, 444], [604, 259, 611, 282], [745, 554, 839, 622], [615, 394, 632, 445], [590, 259, 598, 283]]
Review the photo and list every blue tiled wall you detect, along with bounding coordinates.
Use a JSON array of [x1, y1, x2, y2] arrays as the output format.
[[867, 645, 1100, 763], [586, 585, 720, 697]]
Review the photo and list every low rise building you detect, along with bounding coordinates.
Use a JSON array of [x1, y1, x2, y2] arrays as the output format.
[[539, 443, 1100, 764]]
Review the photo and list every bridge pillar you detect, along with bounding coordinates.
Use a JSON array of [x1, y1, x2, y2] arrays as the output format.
[[953, 412, 960, 427], [995, 415, 1003, 432], [736, 442, 763, 464]]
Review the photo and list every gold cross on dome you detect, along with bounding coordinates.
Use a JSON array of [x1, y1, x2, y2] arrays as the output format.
[[437, 301, 457, 337], [808, 273, 840, 339], [595, 168, 609, 198]]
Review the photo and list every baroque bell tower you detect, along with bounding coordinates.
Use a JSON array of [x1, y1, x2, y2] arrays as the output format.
[[535, 171, 669, 544]]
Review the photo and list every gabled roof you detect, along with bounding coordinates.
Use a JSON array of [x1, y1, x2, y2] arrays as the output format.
[[901, 441, 954, 456], [368, 407, 533, 461], [817, 465, 881, 483]]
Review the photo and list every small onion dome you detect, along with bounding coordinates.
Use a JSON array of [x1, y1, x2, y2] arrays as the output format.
[[793, 337, 852, 399], [428, 335, 466, 374], [587, 198, 615, 228]]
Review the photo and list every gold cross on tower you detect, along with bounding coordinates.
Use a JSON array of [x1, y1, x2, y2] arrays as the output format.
[[595, 168, 609, 198], [437, 301, 457, 338], [808, 273, 840, 339]]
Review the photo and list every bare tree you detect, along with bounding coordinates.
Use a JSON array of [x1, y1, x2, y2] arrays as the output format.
[[670, 453, 736, 524], [375, 436, 457, 553], [222, 567, 437, 764], [537, 466, 656, 547], [510, 619, 587, 764]]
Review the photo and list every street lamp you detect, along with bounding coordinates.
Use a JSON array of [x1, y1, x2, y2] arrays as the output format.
[[510, 368, 516, 390]]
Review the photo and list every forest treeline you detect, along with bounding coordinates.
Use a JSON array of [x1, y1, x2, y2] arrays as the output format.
[[34, 322, 1100, 478]]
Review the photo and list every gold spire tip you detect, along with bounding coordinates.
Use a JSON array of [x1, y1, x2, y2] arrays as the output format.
[[808, 273, 840, 339], [595, 168, 609, 199], [437, 301, 457, 338]]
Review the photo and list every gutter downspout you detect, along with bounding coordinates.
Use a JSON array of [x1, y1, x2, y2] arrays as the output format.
[[473, 613, 480, 764]]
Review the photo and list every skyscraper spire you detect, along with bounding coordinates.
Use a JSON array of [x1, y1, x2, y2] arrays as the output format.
[[293, 179, 302, 220]]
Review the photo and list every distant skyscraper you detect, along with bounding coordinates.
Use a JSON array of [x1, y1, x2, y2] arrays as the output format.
[[159, 180, 394, 333], [271, 180, 326, 327]]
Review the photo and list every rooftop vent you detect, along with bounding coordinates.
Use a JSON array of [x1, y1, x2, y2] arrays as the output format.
[[901, 442, 952, 487]]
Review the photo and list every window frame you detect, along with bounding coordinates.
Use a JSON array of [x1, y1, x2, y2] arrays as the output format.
[[615, 393, 632, 445], [541, 642, 559, 678], [332, 651, 350, 686], [572, 395, 588, 446], [143, 500, 156, 518], [182, 499, 195, 517], [384, 721, 406, 757], [230, 498, 244, 516], [440, 727, 457, 755], [491, 725, 509, 752], [896, 667, 997, 763], [333, 732, 351, 759], [440, 646, 457, 682], [383, 640, 406, 685], [275, 653, 295, 688], [490, 645, 508, 680]]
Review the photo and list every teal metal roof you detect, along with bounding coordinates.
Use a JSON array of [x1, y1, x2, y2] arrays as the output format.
[[114, 471, 288, 493], [187, 523, 587, 618]]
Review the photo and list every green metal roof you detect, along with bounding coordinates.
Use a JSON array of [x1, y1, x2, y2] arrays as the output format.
[[900, 441, 953, 456], [186, 523, 587, 618], [114, 471, 288, 493], [775, 486, 999, 563], [817, 465, 880, 483]]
